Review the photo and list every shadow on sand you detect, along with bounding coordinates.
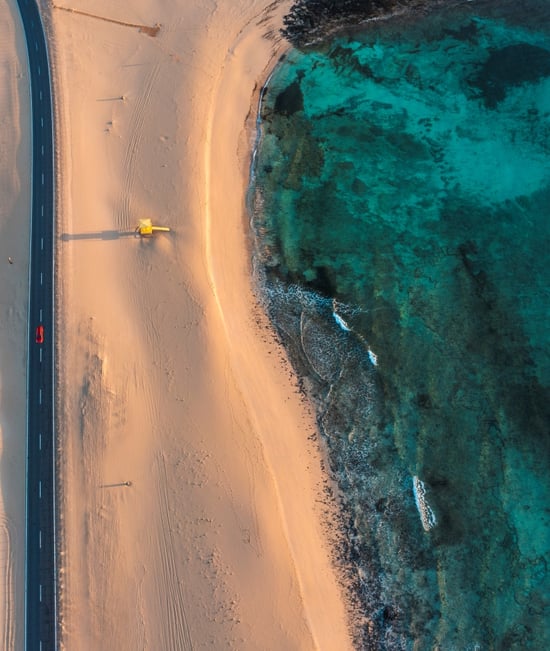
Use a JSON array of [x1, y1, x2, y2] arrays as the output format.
[[61, 230, 136, 241]]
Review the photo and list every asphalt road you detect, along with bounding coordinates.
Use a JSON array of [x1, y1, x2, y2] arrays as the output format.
[[15, 0, 57, 649]]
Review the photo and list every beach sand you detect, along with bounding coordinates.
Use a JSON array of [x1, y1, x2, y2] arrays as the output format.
[[31, 0, 356, 649], [0, 1, 31, 648]]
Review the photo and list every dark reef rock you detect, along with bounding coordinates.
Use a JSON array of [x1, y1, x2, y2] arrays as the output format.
[[281, 0, 428, 48], [329, 43, 377, 77], [469, 43, 550, 108], [274, 79, 304, 115], [444, 18, 480, 43]]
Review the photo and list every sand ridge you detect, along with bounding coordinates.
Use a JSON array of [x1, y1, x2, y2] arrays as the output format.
[[38, 0, 356, 648]]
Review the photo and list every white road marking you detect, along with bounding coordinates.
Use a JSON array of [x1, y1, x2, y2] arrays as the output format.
[[39, 90, 42, 101], [41, 205, 44, 216], [39, 584, 42, 602], [39, 530, 42, 548], [41, 172, 44, 185], [39, 433, 42, 450], [39, 348, 42, 363], [41, 144, 44, 156], [40, 116, 43, 127], [41, 237, 44, 250], [37, 65, 41, 76], [35, 42, 38, 52], [39, 308, 43, 320], [39, 480, 42, 499], [40, 272, 43, 285], [38, 389, 42, 405]]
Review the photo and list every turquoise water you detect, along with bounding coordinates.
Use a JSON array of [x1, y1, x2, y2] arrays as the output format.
[[250, 1, 550, 649]]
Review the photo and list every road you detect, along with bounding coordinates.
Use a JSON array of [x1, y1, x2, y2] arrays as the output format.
[[15, 0, 57, 649]]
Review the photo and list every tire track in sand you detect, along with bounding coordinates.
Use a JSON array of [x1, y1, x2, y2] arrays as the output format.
[[154, 453, 194, 651], [118, 63, 161, 230], [0, 518, 15, 651]]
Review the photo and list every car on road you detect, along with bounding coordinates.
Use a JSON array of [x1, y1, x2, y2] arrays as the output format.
[[35, 324, 44, 344]]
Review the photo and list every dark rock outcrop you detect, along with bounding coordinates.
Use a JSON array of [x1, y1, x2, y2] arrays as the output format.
[[281, 0, 426, 48]]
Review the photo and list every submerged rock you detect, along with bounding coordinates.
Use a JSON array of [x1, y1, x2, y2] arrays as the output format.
[[469, 43, 550, 108], [274, 79, 304, 115]]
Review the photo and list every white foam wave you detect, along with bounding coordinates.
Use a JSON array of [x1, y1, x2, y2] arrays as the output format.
[[333, 311, 351, 331], [412, 476, 437, 532], [331, 299, 380, 367]]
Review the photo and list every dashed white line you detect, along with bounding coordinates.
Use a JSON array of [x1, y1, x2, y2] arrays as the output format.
[[41, 172, 44, 185], [34, 42, 38, 52], [38, 433, 42, 450], [39, 348, 42, 363], [39, 480, 42, 499], [38, 389, 42, 405], [41, 237, 44, 250], [39, 308, 43, 320], [41, 144, 44, 156], [41, 204, 44, 216], [40, 272, 43, 285], [39, 584, 42, 602], [37, 65, 41, 76], [39, 90, 42, 101], [39, 530, 42, 549], [40, 116, 43, 128]]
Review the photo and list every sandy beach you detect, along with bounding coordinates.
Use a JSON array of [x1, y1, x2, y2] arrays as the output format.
[[15, 0, 359, 648], [0, 1, 31, 648]]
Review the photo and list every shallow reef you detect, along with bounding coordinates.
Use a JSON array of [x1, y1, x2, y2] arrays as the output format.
[[252, 0, 550, 648]]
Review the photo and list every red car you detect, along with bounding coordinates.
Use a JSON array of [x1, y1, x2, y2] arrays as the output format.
[[35, 324, 44, 344]]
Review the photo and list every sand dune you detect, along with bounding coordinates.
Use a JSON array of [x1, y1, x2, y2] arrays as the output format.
[[0, 2, 31, 648], [36, 0, 355, 648]]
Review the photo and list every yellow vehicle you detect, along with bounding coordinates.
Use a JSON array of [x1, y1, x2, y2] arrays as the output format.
[[135, 218, 170, 237]]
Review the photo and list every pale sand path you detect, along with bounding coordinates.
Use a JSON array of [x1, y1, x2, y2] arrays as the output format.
[[42, 0, 354, 648], [0, 1, 31, 649]]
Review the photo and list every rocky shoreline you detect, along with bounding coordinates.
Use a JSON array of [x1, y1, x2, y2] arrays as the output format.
[[281, 0, 432, 48]]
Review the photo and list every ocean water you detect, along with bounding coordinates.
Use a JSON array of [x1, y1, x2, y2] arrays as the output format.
[[249, 1, 550, 649]]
